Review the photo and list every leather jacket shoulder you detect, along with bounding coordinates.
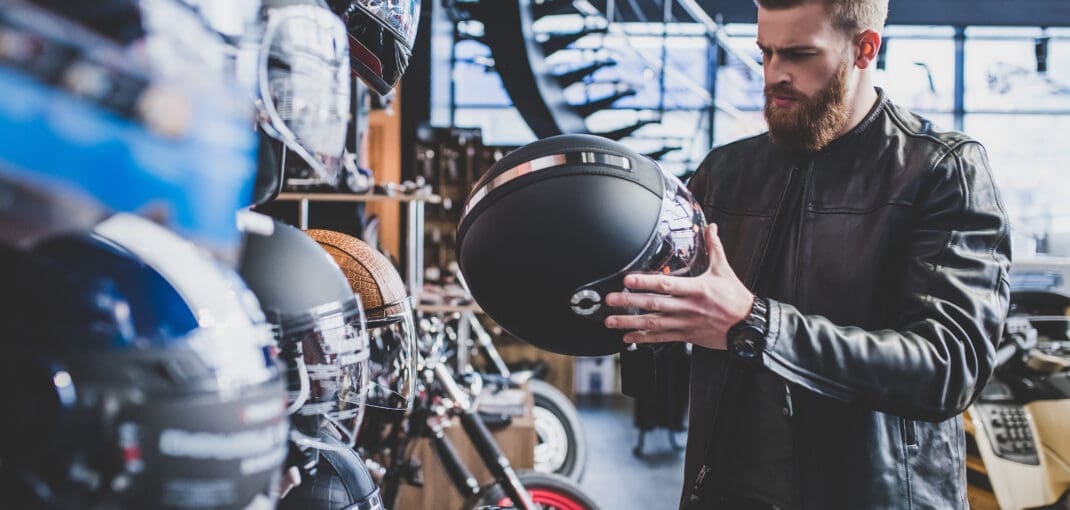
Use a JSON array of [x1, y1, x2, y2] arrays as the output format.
[[682, 90, 1012, 509]]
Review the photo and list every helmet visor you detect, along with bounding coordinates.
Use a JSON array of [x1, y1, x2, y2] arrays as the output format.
[[570, 167, 708, 320], [335, 0, 420, 95], [364, 298, 417, 412], [275, 296, 370, 451], [352, 0, 420, 50], [258, 5, 350, 186]]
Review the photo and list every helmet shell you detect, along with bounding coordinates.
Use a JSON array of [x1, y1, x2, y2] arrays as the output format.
[[239, 221, 355, 317], [457, 134, 668, 356], [305, 229, 407, 317], [0, 215, 287, 510]]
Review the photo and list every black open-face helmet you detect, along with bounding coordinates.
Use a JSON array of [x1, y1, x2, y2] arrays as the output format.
[[457, 134, 709, 356], [239, 220, 371, 452], [326, 0, 420, 96]]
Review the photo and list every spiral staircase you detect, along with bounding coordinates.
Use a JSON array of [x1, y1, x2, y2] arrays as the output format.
[[445, 0, 770, 172]]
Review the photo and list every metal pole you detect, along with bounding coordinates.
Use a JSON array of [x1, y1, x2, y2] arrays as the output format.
[[706, 14, 722, 149], [449, 18, 458, 126], [406, 200, 422, 299], [658, 0, 671, 117], [953, 26, 966, 132], [298, 199, 309, 230]]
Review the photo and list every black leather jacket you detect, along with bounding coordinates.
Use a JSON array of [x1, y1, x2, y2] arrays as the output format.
[[681, 91, 1012, 509]]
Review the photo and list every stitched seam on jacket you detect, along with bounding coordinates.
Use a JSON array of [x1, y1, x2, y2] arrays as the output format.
[[963, 141, 1011, 261], [886, 105, 962, 151], [706, 204, 775, 218], [810, 201, 913, 215]]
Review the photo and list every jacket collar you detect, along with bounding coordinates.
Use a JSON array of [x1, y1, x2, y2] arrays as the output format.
[[776, 87, 888, 161], [820, 87, 888, 153]]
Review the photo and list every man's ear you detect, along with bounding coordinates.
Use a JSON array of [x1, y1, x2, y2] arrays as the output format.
[[855, 30, 881, 69]]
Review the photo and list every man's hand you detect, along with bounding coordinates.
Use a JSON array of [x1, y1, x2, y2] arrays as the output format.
[[603, 224, 754, 350]]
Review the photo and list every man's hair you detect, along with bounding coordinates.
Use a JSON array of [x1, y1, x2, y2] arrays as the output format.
[[755, 0, 888, 34]]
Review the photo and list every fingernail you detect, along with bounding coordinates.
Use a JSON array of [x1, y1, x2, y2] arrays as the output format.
[[624, 275, 636, 287], [605, 317, 617, 328]]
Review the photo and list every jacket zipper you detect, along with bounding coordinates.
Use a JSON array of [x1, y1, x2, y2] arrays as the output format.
[[786, 160, 814, 506], [791, 160, 816, 298], [749, 165, 800, 289], [783, 382, 794, 417], [692, 162, 805, 506]]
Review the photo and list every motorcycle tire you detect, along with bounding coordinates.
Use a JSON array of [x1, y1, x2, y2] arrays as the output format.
[[479, 470, 600, 510], [529, 379, 587, 482]]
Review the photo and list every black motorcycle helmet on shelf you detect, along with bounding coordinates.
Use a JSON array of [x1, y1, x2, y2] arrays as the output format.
[[326, 0, 421, 96], [456, 134, 709, 357], [277, 424, 384, 510], [239, 219, 372, 452], [0, 214, 289, 510]]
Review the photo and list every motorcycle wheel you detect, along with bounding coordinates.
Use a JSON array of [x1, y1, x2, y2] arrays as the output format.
[[528, 379, 587, 482], [479, 470, 600, 510]]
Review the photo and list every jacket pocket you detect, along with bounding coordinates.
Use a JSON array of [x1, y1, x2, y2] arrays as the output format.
[[900, 418, 918, 447]]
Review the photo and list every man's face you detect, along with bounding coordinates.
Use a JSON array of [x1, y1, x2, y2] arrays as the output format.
[[757, 2, 854, 152]]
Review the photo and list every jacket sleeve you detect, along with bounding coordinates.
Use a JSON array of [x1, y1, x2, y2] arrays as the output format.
[[761, 141, 1012, 422]]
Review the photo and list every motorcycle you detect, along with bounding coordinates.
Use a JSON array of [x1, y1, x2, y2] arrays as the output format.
[[965, 273, 1070, 509], [360, 316, 600, 510]]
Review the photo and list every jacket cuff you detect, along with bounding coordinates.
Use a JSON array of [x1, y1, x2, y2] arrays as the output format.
[[762, 297, 785, 358]]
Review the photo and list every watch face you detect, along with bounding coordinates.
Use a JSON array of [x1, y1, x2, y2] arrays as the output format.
[[734, 336, 762, 359]]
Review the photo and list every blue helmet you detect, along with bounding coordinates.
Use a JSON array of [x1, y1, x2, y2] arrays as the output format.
[[0, 215, 288, 509], [0, 1, 258, 255]]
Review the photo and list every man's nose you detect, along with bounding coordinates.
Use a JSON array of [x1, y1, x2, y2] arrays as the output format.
[[764, 57, 791, 87]]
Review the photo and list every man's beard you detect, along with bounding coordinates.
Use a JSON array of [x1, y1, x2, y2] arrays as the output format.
[[764, 61, 850, 153]]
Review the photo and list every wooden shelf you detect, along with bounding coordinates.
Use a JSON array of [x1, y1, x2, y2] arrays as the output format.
[[415, 302, 485, 314], [274, 191, 442, 204]]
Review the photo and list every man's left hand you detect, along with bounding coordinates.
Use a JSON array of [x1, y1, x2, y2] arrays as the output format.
[[603, 224, 754, 350]]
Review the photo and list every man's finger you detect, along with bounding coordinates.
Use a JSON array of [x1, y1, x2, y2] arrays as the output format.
[[604, 313, 690, 332], [622, 329, 691, 344], [604, 291, 690, 313], [705, 223, 727, 274], [622, 273, 699, 297]]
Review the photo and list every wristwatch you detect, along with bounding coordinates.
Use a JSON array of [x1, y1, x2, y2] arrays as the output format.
[[726, 296, 770, 362]]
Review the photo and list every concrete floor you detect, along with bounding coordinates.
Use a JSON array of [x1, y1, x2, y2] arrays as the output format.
[[575, 395, 687, 510]]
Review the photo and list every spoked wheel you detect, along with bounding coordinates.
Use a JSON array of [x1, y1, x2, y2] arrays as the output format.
[[528, 379, 587, 482], [479, 470, 600, 510]]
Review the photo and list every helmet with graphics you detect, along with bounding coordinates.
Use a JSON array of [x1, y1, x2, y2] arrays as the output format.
[[0, 214, 288, 509]]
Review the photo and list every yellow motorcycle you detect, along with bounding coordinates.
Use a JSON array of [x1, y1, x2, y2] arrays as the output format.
[[966, 284, 1070, 509]]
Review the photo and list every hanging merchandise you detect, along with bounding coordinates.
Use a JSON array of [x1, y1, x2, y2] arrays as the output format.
[[239, 220, 372, 452], [0, 214, 288, 510], [456, 134, 709, 356], [0, 1, 259, 255], [326, 0, 421, 96], [254, 0, 351, 189]]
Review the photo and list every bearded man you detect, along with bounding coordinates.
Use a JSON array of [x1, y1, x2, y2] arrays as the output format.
[[604, 0, 1012, 508]]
